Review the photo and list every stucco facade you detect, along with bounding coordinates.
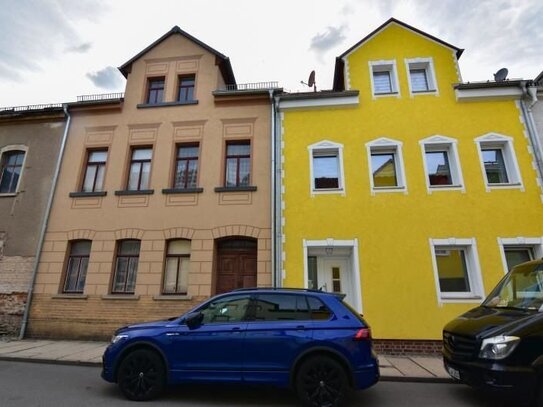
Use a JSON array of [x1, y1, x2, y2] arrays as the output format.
[[278, 19, 543, 348], [27, 28, 277, 339], [0, 107, 65, 336]]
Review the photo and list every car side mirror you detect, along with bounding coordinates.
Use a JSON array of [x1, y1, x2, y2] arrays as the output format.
[[184, 311, 204, 330]]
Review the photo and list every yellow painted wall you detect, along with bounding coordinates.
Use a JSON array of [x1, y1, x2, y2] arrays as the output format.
[[281, 23, 543, 340]]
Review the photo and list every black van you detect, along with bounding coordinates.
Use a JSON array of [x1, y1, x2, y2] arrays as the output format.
[[443, 259, 543, 405]]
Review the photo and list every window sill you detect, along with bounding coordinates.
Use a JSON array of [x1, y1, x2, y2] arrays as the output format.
[[52, 294, 88, 299], [137, 100, 198, 109], [411, 89, 437, 94], [0, 192, 17, 198], [372, 186, 406, 193], [162, 187, 204, 194], [69, 191, 107, 198], [102, 294, 140, 300], [428, 184, 463, 191], [153, 294, 192, 301], [311, 188, 344, 195], [440, 295, 483, 304], [115, 189, 154, 196], [214, 186, 257, 192], [373, 92, 399, 98], [485, 182, 523, 190]]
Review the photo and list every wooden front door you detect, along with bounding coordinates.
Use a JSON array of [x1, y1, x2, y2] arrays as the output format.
[[216, 239, 257, 294]]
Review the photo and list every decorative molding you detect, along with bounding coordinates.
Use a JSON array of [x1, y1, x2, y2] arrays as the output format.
[[211, 225, 260, 239], [66, 229, 96, 241], [114, 229, 145, 240], [163, 228, 195, 240]]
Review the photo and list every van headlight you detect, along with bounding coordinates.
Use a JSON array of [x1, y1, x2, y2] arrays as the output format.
[[111, 334, 128, 344], [479, 336, 520, 360]]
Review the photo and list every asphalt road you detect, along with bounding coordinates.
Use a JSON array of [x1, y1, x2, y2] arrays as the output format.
[[0, 360, 528, 406]]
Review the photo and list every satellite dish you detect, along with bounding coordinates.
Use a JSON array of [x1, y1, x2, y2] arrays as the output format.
[[494, 68, 508, 82], [300, 70, 317, 92], [308, 71, 316, 88]]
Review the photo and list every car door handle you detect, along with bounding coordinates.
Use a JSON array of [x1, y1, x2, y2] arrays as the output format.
[[166, 332, 181, 336], [231, 327, 242, 333], [296, 325, 305, 330]]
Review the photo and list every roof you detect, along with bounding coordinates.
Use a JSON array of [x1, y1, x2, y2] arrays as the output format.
[[118, 26, 236, 85], [333, 18, 464, 91], [454, 80, 523, 90], [279, 89, 359, 101], [0, 104, 64, 120]]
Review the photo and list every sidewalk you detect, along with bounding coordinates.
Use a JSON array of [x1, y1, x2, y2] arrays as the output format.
[[0, 339, 451, 383]]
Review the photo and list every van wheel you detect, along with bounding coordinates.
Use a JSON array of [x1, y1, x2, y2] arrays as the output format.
[[117, 349, 166, 401], [295, 355, 350, 407]]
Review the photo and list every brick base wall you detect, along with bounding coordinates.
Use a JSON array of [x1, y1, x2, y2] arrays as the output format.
[[0, 293, 27, 336], [27, 294, 208, 340], [373, 339, 443, 355]]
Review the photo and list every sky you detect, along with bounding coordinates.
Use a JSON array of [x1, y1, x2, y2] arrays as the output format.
[[0, 0, 542, 107]]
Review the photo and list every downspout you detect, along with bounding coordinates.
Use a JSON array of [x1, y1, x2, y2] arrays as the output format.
[[19, 103, 71, 339], [274, 95, 283, 288], [268, 89, 276, 287], [519, 82, 543, 183]]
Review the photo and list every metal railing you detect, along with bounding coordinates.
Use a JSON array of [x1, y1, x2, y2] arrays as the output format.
[[0, 103, 63, 113], [76, 92, 124, 102], [217, 82, 279, 92]]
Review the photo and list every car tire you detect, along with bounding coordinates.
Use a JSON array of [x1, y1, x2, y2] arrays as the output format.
[[117, 349, 166, 401], [295, 355, 350, 407], [534, 375, 543, 407]]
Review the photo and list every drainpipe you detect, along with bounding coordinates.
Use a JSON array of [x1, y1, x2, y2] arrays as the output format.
[[268, 89, 276, 287], [519, 82, 543, 184], [274, 95, 283, 288], [19, 104, 71, 339]]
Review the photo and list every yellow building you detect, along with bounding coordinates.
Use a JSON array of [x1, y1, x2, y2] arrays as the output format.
[[278, 18, 543, 352]]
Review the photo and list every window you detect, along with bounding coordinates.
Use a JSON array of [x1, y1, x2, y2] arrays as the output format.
[[406, 58, 437, 94], [253, 294, 311, 321], [430, 238, 484, 301], [163, 240, 190, 295], [127, 147, 152, 191], [225, 141, 251, 187], [0, 149, 25, 193], [369, 60, 399, 97], [475, 134, 522, 189], [174, 144, 199, 189], [146, 77, 165, 104], [307, 296, 332, 320], [63, 240, 91, 294], [177, 75, 195, 102], [498, 238, 543, 274], [82, 150, 107, 192], [112, 240, 140, 294], [420, 136, 463, 191], [199, 294, 251, 324], [308, 140, 345, 194], [366, 138, 406, 192], [504, 247, 534, 271]]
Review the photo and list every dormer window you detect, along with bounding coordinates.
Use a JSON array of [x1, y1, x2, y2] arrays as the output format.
[[177, 75, 195, 102], [146, 77, 165, 104]]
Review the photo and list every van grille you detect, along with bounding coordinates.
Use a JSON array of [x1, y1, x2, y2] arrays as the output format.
[[443, 332, 478, 360]]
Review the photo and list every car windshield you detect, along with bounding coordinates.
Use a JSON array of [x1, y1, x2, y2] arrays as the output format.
[[483, 262, 543, 311]]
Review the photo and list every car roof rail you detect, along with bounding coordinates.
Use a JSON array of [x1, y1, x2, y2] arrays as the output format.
[[232, 287, 345, 297]]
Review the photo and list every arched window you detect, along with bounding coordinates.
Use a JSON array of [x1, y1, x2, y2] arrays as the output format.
[[0, 148, 26, 193]]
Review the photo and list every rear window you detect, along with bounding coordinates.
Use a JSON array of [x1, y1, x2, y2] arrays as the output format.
[[341, 300, 365, 323], [307, 296, 333, 320], [254, 294, 311, 321]]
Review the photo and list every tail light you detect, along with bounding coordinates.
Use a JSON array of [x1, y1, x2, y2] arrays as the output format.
[[354, 328, 371, 341]]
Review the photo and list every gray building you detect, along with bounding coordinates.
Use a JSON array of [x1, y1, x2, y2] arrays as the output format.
[[0, 104, 66, 336]]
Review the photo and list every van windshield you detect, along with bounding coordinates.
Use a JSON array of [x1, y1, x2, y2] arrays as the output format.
[[483, 262, 543, 312]]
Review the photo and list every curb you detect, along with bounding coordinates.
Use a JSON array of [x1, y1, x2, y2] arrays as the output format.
[[1, 356, 455, 384], [0, 356, 101, 368]]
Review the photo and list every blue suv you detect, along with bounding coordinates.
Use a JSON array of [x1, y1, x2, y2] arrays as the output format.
[[101, 288, 379, 406]]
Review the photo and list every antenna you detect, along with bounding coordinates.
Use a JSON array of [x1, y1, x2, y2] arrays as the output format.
[[493, 68, 508, 82], [300, 70, 317, 92]]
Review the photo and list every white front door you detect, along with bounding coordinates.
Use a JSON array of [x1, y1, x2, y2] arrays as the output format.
[[319, 257, 355, 307]]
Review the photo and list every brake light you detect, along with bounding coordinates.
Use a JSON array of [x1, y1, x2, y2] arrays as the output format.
[[354, 328, 371, 341]]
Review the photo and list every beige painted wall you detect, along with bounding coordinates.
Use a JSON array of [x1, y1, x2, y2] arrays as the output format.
[[29, 34, 272, 339]]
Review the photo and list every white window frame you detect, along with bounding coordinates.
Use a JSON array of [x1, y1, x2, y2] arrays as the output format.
[[369, 60, 400, 99], [365, 137, 407, 194], [430, 238, 485, 304], [420, 135, 465, 193], [497, 237, 543, 275], [405, 57, 438, 96], [308, 140, 345, 196], [474, 133, 523, 191], [0, 144, 28, 196]]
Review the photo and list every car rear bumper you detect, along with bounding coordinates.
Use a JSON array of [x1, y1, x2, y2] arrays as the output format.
[[353, 362, 380, 390], [443, 356, 536, 394]]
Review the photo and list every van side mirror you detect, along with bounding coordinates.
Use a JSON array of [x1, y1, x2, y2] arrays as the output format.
[[184, 311, 204, 329]]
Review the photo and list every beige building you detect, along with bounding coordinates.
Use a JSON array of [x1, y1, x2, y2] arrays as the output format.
[[27, 27, 280, 339]]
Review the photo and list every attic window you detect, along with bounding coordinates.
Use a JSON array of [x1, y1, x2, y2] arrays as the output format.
[[147, 77, 165, 104], [177, 75, 195, 102], [369, 60, 399, 97]]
